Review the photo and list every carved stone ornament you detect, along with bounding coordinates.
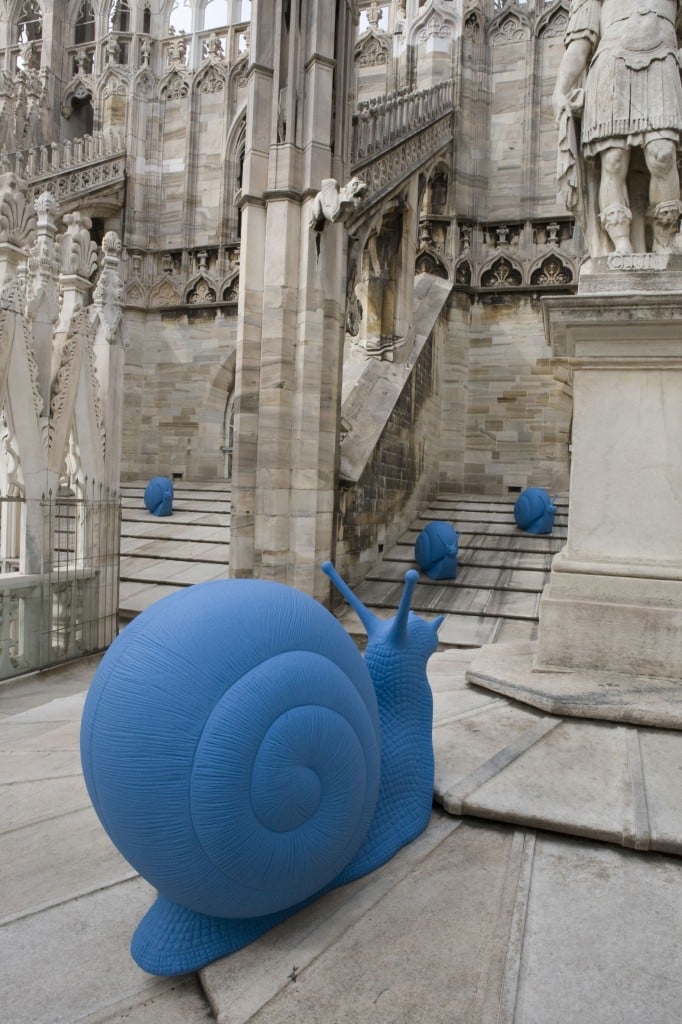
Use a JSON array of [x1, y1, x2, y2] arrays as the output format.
[[356, 33, 389, 67], [0, 173, 37, 249], [489, 13, 530, 43], [309, 177, 368, 231], [91, 231, 124, 343], [49, 307, 94, 450], [58, 212, 98, 279], [187, 278, 216, 304], [196, 66, 225, 94], [162, 69, 189, 99], [530, 254, 572, 285], [481, 257, 522, 287]]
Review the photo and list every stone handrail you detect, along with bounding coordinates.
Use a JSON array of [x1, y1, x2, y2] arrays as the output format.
[[1, 128, 126, 182], [352, 80, 455, 167]]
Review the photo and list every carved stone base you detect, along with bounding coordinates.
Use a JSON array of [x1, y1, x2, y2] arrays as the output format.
[[579, 252, 682, 293], [466, 641, 682, 729], [475, 287, 682, 722]]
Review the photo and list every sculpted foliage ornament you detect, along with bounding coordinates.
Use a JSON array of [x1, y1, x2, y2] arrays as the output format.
[[0, 173, 36, 249], [59, 213, 98, 279]]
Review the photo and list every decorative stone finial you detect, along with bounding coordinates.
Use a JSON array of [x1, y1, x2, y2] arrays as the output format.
[[0, 172, 36, 249], [59, 212, 98, 279]]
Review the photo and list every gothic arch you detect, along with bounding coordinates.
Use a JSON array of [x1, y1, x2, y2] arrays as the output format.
[[132, 66, 157, 101], [219, 271, 238, 302], [478, 252, 524, 288], [528, 251, 574, 286], [192, 55, 227, 96], [354, 28, 389, 69], [536, 0, 569, 38], [487, 8, 531, 43], [184, 272, 216, 304], [408, 1, 460, 48], [149, 276, 182, 306], [108, 0, 131, 33], [61, 73, 95, 128], [72, 0, 96, 44], [124, 279, 146, 307], [160, 65, 190, 99], [13, 0, 42, 44]]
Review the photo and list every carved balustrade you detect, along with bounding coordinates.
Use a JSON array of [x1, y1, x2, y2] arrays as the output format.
[[352, 79, 455, 165], [0, 128, 126, 205]]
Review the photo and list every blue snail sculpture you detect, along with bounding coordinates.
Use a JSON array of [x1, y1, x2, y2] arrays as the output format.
[[513, 487, 556, 535], [80, 561, 442, 976], [143, 475, 173, 517], [415, 520, 459, 580]]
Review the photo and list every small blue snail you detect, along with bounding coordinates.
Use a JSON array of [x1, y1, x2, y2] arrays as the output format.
[[80, 562, 442, 976]]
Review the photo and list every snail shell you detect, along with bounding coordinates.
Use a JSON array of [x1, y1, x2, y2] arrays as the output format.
[[143, 476, 173, 517], [80, 579, 381, 918], [513, 486, 556, 535]]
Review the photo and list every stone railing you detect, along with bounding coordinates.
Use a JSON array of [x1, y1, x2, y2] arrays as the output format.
[[351, 80, 455, 166], [1, 127, 126, 181]]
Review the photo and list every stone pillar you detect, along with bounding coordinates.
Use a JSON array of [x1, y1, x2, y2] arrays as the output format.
[[536, 281, 682, 679], [466, 261, 682, 724], [230, 0, 353, 601]]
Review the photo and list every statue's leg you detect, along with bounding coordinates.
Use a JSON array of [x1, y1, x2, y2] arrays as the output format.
[[644, 139, 682, 252], [598, 147, 633, 253]]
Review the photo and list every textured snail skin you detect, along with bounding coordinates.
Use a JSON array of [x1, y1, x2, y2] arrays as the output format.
[[81, 565, 441, 976]]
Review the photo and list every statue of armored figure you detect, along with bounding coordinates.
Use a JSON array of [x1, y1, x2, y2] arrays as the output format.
[[553, 0, 682, 255]]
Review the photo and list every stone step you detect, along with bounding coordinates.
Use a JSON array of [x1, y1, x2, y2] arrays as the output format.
[[118, 482, 232, 618]]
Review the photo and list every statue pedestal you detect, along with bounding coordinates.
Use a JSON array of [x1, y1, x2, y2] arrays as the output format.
[[466, 281, 682, 727]]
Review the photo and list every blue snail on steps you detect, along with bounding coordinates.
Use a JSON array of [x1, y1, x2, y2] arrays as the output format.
[[415, 520, 459, 580], [143, 475, 173, 517], [80, 562, 442, 976], [513, 487, 556, 535]]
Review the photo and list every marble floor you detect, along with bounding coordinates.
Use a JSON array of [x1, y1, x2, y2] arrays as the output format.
[[4, 489, 680, 1023]]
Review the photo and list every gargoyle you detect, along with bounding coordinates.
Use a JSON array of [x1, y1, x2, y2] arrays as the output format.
[[309, 177, 367, 233]]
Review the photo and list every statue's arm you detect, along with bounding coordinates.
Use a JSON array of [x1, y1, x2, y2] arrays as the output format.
[[552, 38, 592, 124]]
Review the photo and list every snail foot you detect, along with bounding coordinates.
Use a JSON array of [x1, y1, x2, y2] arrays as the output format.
[[131, 895, 296, 976]]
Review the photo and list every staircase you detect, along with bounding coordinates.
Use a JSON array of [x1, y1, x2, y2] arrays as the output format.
[[118, 486, 567, 645], [118, 480, 231, 620], [338, 493, 567, 650]]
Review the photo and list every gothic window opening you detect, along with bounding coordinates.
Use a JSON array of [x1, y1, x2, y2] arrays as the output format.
[[109, 0, 131, 33], [169, 0, 192, 35], [357, 2, 389, 35], [203, 0, 228, 31], [143, 5, 152, 34], [16, 0, 42, 43], [75, 0, 96, 44], [70, 93, 94, 135]]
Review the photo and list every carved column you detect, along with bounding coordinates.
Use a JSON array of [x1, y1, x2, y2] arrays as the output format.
[[230, 0, 353, 600], [90, 231, 125, 492]]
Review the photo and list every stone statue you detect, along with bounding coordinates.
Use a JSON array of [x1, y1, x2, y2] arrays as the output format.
[[309, 177, 368, 233], [553, 0, 682, 255]]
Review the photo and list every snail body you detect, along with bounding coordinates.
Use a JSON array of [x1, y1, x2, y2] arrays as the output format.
[[80, 563, 441, 976]]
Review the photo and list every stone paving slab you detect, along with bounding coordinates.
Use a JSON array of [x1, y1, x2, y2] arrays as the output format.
[[3, 875, 175, 1024], [430, 649, 682, 855], [513, 834, 682, 1024], [201, 812, 463, 1024], [1, 806, 136, 922]]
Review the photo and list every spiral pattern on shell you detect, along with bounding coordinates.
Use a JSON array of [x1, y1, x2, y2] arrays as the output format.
[[80, 579, 381, 919]]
